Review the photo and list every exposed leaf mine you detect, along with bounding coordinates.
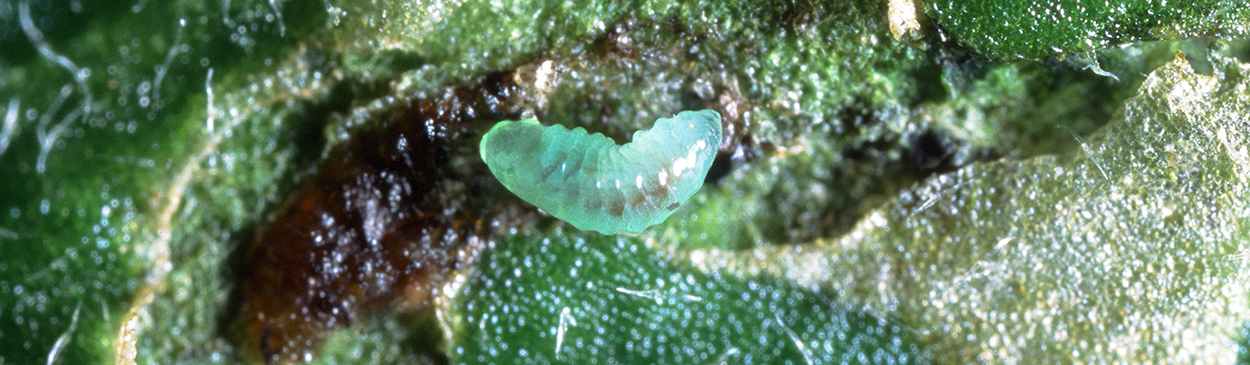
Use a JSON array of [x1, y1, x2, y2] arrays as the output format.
[[239, 71, 521, 363]]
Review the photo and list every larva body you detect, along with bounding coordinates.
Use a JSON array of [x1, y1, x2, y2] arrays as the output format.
[[480, 110, 721, 234]]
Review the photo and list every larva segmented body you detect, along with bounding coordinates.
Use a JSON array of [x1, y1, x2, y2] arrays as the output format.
[[480, 110, 721, 234]]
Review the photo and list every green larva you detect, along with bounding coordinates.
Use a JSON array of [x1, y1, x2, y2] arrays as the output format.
[[480, 110, 722, 234]]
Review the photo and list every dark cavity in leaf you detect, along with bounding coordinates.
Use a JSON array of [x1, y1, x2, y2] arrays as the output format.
[[236, 71, 522, 364]]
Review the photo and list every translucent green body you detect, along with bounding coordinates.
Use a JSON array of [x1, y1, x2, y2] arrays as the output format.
[[480, 110, 721, 234]]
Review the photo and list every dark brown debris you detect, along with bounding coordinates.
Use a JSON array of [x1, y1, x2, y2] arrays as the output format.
[[238, 71, 522, 364]]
